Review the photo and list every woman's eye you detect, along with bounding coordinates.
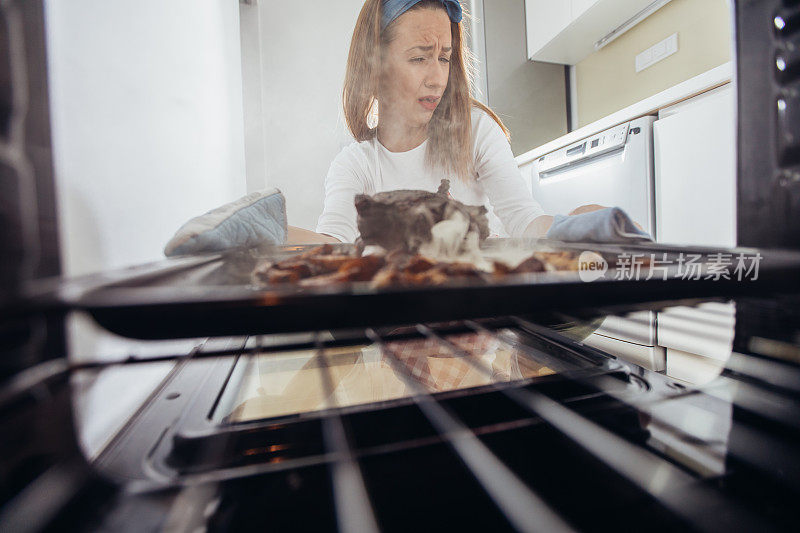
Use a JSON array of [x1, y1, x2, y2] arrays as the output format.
[[439, 57, 450, 63], [411, 57, 425, 63]]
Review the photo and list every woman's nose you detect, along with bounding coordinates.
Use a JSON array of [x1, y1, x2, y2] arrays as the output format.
[[424, 62, 448, 89]]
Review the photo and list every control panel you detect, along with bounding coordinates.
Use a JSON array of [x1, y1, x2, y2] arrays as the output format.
[[536, 123, 630, 177], [736, 0, 800, 248]]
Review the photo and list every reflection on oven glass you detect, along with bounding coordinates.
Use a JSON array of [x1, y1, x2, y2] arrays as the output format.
[[222, 333, 556, 423], [224, 348, 329, 422]]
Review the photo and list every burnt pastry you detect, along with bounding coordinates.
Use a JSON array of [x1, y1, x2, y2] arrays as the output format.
[[354, 179, 489, 255]]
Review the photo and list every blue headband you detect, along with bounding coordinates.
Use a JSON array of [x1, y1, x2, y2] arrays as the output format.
[[381, 0, 463, 31]]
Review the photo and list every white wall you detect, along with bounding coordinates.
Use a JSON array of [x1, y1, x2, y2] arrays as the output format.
[[483, 0, 567, 155], [239, 1, 268, 193], [45, 0, 247, 275], [256, 0, 364, 230]]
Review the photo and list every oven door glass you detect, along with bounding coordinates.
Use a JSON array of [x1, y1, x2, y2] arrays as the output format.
[[214, 330, 558, 424]]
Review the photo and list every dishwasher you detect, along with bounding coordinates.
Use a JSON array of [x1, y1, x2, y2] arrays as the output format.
[[526, 116, 666, 371]]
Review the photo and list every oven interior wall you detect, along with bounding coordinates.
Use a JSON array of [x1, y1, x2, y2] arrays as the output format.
[[44, 0, 248, 276]]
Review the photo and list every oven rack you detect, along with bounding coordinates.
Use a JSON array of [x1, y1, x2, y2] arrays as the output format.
[[64, 296, 800, 532], [5, 293, 800, 531], [34, 241, 800, 340]]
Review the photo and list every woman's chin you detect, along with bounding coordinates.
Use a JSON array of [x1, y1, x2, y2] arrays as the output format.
[[412, 108, 435, 126], [392, 106, 435, 131]]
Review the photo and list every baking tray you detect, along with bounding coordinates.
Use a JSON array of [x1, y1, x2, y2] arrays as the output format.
[[52, 240, 800, 340]]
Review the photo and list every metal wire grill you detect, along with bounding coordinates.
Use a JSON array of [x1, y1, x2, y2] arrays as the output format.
[[19, 296, 771, 531], [4, 295, 800, 532]]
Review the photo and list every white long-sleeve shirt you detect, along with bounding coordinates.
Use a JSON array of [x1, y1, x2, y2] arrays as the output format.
[[316, 107, 545, 243]]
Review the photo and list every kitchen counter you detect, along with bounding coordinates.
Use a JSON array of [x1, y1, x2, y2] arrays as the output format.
[[515, 62, 733, 166]]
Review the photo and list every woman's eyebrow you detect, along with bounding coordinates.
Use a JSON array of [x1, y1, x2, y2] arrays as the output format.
[[406, 45, 452, 53]]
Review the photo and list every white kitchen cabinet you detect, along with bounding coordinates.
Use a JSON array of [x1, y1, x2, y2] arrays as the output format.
[[653, 84, 736, 247], [525, 0, 571, 62], [653, 84, 736, 383], [526, 0, 658, 64], [571, 0, 600, 19]]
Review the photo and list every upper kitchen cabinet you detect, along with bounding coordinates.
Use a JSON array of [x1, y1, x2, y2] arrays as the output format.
[[571, 0, 601, 19], [524, 1, 571, 60], [526, 0, 660, 64]]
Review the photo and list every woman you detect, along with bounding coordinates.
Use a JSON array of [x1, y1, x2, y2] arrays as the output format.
[[293, 0, 586, 245]]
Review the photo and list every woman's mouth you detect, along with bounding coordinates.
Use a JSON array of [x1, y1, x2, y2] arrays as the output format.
[[418, 96, 440, 111]]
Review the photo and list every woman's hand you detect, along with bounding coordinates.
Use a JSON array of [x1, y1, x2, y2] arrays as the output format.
[[287, 226, 341, 244], [567, 204, 644, 231], [524, 205, 610, 238], [568, 204, 607, 216]]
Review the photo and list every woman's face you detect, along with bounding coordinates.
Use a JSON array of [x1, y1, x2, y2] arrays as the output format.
[[380, 8, 452, 130]]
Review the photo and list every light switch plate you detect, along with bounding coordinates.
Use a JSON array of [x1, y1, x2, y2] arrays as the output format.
[[635, 33, 678, 73]]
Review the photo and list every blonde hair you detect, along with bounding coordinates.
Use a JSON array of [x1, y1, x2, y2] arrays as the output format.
[[343, 0, 510, 180]]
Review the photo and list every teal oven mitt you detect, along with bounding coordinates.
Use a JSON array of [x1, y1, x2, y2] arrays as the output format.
[[164, 189, 288, 257], [545, 207, 652, 243]]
